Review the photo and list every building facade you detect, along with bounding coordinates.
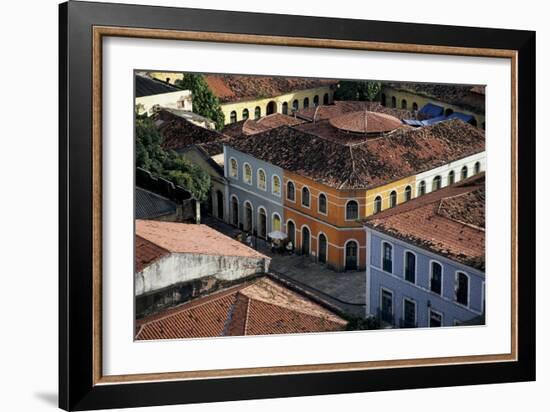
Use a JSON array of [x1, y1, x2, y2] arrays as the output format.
[[363, 176, 486, 327], [224, 145, 285, 239]]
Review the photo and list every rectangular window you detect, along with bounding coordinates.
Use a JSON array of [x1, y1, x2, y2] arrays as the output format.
[[403, 298, 416, 328], [404, 251, 416, 283], [430, 262, 442, 295], [429, 310, 442, 327], [380, 289, 393, 325], [382, 243, 392, 273]]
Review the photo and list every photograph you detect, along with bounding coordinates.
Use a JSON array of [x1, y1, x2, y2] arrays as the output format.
[[133, 72, 486, 339]]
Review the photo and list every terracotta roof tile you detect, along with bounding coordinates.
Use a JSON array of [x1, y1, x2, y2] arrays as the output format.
[[135, 278, 347, 340], [153, 109, 227, 151], [227, 118, 485, 190], [385, 82, 485, 114], [364, 175, 485, 269], [295, 101, 416, 122], [204, 74, 338, 103], [135, 235, 170, 272], [136, 220, 269, 260]]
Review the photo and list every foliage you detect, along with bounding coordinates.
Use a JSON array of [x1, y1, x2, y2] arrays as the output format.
[[334, 80, 382, 102], [175, 74, 225, 130], [135, 112, 211, 201], [162, 152, 211, 202], [344, 315, 380, 331]]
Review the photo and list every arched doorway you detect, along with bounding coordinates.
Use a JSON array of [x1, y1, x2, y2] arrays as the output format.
[[301, 226, 310, 256], [244, 202, 252, 231], [318, 233, 327, 264], [266, 101, 277, 115], [345, 241, 358, 270], [381, 93, 386, 106], [231, 196, 239, 226], [323, 93, 329, 105], [445, 108, 454, 116], [216, 190, 224, 219], [287, 220, 295, 247], [258, 208, 267, 239]]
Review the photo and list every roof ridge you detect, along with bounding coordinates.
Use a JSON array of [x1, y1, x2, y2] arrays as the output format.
[[242, 295, 252, 336]]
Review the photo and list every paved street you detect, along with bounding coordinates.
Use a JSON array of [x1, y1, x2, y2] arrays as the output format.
[[203, 216, 366, 317]]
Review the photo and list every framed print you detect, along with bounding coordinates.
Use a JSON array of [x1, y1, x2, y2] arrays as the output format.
[[59, 1, 536, 410]]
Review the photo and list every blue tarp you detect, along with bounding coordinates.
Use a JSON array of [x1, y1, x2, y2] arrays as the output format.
[[402, 113, 475, 128], [447, 112, 475, 123], [418, 103, 444, 118]]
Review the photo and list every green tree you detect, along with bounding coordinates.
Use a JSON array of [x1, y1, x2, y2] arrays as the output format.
[[135, 115, 165, 175], [162, 153, 211, 202], [175, 74, 225, 130], [335, 80, 381, 102]]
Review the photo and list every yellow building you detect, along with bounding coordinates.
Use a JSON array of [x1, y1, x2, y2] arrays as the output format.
[[147, 71, 184, 85], [380, 83, 485, 128], [204, 74, 338, 125], [365, 176, 416, 216]]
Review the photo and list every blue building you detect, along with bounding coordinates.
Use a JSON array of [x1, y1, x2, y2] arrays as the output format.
[[224, 144, 285, 239], [363, 175, 485, 328]]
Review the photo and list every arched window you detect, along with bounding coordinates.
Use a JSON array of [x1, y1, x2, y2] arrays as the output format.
[[404, 251, 416, 283], [418, 180, 426, 196], [231, 196, 239, 226], [313, 95, 319, 107], [272, 175, 281, 195], [230, 158, 238, 178], [257, 169, 266, 190], [272, 214, 281, 232], [282, 102, 288, 115], [230, 111, 237, 123], [303, 97, 310, 109], [301, 186, 310, 207], [292, 99, 299, 112], [448, 170, 455, 185], [254, 106, 261, 119], [381, 93, 386, 106], [389, 191, 397, 207], [318, 193, 327, 214], [287, 181, 295, 201], [430, 261, 443, 295], [382, 242, 393, 273], [346, 200, 359, 220], [242, 108, 249, 120], [258, 208, 267, 238], [323, 93, 329, 105], [461, 165, 468, 180], [404, 185, 412, 201], [455, 272, 469, 306], [401, 99, 407, 109], [391, 96, 397, 108], [412, 102, 418, 111], [243, 163, 252, 184], [432, 176, 442, 191], [374, 196, 382, 214], [474, 161, 481, 174], [345, 241, 358, 270], [266, 101, 276, 115]]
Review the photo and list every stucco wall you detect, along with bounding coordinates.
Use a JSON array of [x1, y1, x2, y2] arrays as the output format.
[[224, 146, 284, 235], [136, 90, 193, 115], [380, 86, 485, 128], [221, 86, 334, 124], [366, 229, 485, 326], [135, 252, 269, 296]]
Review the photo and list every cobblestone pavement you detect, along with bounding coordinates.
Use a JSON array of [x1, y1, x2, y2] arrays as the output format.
[[203, 216, 366, 317]]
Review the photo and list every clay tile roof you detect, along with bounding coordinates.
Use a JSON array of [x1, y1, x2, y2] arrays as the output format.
[[295, 101, 416, 122], [363, 174, 485, 270], [135, 277, 347, 340], [385, 82, 485, 114], [227, 118, 485, 190], [223, 113, 306, 137], [135, 220, 268, 260], [204, 74, 338, 103], [153, 109, 227, 152], [135, 235, 170, 272], [328, 111, 403, 134]]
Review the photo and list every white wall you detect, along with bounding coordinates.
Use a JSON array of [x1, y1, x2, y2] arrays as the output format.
[[136, 253, 268, 295], [136, 89, 192, 115], [1, 1, 547, 412]]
